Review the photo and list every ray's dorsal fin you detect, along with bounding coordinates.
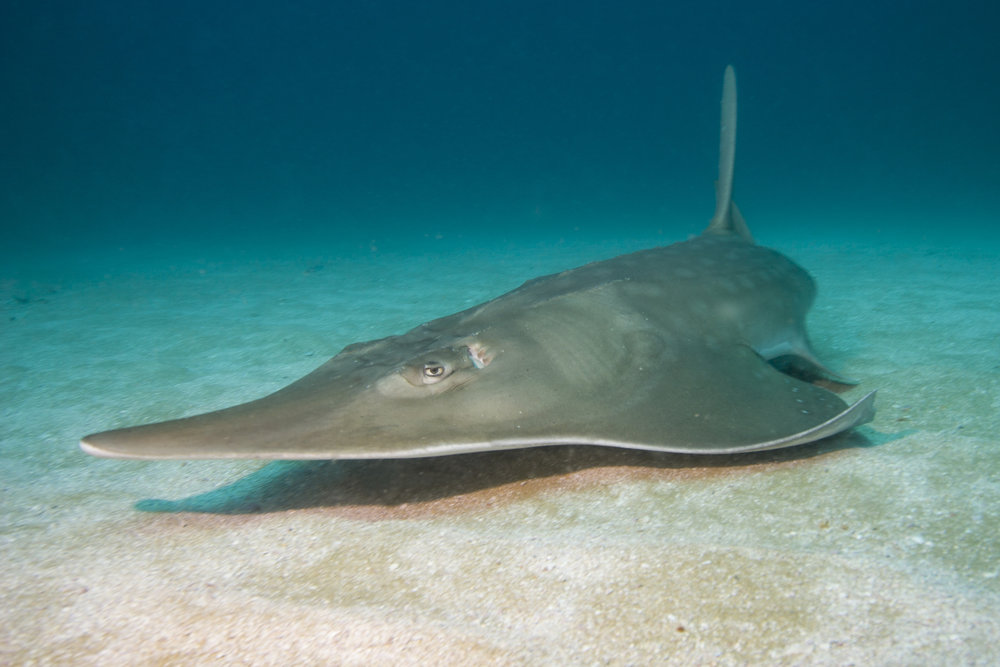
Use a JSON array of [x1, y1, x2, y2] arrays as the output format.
[[704, 65, 753, 243]]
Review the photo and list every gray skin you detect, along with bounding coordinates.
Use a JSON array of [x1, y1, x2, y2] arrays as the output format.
[[80, 67, 875, 461]]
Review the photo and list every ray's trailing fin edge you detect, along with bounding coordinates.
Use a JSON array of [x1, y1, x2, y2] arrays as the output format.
[[81, 66, 875, 461]]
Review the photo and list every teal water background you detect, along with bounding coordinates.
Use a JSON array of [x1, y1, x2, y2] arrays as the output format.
[[2, 1, 998, 258]]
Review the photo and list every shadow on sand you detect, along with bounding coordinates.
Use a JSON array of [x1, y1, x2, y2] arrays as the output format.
[[135, 428, 887, 518]]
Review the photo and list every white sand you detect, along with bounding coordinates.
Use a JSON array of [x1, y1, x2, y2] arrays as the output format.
[[2, 229, 999, 664]]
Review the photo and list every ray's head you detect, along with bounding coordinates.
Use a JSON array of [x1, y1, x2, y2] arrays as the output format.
[[79, 290, 662, 461]]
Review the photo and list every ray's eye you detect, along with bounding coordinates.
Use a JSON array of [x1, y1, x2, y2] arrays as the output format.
[[421, 361, 448, 383]]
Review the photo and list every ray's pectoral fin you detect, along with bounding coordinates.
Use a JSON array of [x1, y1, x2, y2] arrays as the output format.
[[629, 344, 874, 454]]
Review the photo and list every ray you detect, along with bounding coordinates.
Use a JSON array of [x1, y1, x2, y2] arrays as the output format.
[[81, 66, 875, 461]]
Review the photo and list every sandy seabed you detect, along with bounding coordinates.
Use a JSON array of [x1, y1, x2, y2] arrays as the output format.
[[2, 228, 999, 665]]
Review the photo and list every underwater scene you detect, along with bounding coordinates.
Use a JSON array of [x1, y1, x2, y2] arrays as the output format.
[[3, 1, 999, 664]]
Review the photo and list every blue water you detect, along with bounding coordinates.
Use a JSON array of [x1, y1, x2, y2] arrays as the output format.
[[2, 1, 998, 259]]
